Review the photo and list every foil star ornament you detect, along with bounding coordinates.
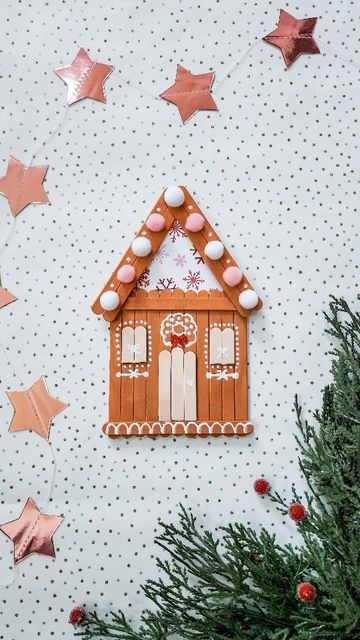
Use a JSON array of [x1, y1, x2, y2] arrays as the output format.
[[54, 47, 114, 105], [160, 64, 218, 124], [0, 498, 64, 564], [263, 9, 320, 67], [0, 156, 49, 216], [7, 377, 67, 440], [0, 287, 17, 309]]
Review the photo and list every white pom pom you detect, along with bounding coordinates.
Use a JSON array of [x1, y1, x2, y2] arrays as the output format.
[[131, 236, 152, 257], [239, 289, 258, 309], [204, 240, 224, 260], [164, 186, 185, 207], [100, 290, 120, 311]]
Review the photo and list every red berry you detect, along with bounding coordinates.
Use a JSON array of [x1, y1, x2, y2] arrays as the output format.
[[69, 606, 86, 626], [253, 478, 270, 495], [288, 502, 307, 522], [297, 582, 317, 603]]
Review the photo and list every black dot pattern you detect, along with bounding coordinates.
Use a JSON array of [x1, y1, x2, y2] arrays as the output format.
[[0, 1, 359, 637]]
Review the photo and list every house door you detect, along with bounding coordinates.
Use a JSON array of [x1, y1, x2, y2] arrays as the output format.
[[158, 347, 197, 421]]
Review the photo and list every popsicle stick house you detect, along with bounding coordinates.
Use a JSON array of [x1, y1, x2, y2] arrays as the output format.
[[92, 186, 262, 438]]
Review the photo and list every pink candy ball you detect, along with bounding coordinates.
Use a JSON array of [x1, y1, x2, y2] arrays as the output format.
[[146, 213, 166, 232], [117, 265, 136, 283], [223, 266, 243, 287], [185, 213, 205, 232]]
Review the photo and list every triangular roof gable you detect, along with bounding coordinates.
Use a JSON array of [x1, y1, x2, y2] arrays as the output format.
[[92, 186, 262, 321]]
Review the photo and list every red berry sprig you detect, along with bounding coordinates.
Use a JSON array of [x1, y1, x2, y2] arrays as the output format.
[[69, 606, 86, 627], [297, 582, 317, 603], [253, 478, 270, 495], [288, 502, 307, 522]]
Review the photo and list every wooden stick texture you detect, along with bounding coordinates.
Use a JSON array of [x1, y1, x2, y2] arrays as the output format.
[[235, 314, 248, 421], [120, 309, 134, 421], [146, 290, 160, 420], [196, 290, 209, 421], [221, 311, 235, 421], [167, 186, 262, 317], [109, 321, 121, 422]]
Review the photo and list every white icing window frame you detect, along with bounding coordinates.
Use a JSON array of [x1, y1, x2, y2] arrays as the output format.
[[204, 323, 240, 381], [209, 327, 235, 365], [114, 320, 152, 378]]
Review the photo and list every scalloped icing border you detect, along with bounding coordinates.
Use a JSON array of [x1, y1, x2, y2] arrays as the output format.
[[102, 421, 254, 438]]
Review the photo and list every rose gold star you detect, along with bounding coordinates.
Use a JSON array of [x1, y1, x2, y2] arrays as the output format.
[[160, 65, 218, 124], [263, 9, 320, 67], [0, 498, 64, 564], [54, 47, 114, 105], [7, 377, 67, 440], [0, 156, 49, 216], [0, 287, 17, 310]]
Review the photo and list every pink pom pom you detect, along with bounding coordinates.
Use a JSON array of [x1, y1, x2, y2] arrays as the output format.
[[185, 213, 205, 232], [146, 213, 166, 232], [223, 266, 243, 287], [117, 265, 136, 283]]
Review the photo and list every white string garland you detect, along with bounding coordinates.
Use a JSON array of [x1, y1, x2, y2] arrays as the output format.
[[0, 36, 357, 589]]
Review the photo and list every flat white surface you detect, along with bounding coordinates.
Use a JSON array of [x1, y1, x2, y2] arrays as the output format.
[[0, 1, 359, 638]]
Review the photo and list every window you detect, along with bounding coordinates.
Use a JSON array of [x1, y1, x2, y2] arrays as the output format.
[[209, 327, 235, 365], [121, 326, 147, 363]]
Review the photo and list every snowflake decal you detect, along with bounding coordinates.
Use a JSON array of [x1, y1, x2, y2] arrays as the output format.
[[174, 253, 188, 268], [190, 246, 205, 264], [133, 267, 150, 292], [156, 277, 176, 292], [183, 270, 205, 291], [168, 220, 186, 243], [154, 244, 169, 264]]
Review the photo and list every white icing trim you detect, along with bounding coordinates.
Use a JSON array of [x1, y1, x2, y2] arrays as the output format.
[[206, 370, 239, 380], [103, 421, 254, 437], [160, 312, 197, 348]]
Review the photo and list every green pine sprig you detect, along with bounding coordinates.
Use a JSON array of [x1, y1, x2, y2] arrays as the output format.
[[75, 296, 360, 640]]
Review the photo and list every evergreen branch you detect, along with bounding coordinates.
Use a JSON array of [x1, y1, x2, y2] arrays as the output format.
[[75, 297, 360, 640]]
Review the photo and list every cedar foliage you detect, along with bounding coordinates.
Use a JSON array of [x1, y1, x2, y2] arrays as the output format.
[[76, 297, 360, 639]]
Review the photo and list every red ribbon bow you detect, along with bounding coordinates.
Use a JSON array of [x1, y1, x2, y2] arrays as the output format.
[[170, 333, 189, 350]]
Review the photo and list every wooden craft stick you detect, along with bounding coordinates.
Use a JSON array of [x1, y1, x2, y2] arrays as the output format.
[[209, 298, 222, 422], [196, 290, 210, 421], [221, 311, 235, 421], [235, 315, 248, 420], [158, 350, 171, 421], [222, 327, 235, 365], [146, 290, 160, 421], [120, 310, 135, 420], [109, 320, 121, 422], [134, 325, 147, 363], [184, 351, 197, 420], [171, 346, 184, 420], [210, 327, 222, 364], [167, 187, 263, 317], [121, 326, 134, 363]]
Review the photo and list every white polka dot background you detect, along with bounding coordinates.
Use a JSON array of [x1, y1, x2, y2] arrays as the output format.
[[0, 0, 359, 637]]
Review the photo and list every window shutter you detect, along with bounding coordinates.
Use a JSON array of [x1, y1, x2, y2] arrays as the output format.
[[121, 327, 135, 363], [121, 326, 148, 363], [209, 327, 235, 365], [209, 327, 223, 364], [134, 326, 147, 362], [221, 328, 235, 365]]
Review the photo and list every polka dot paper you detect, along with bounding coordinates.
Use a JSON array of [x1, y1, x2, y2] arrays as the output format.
[[0, 0, 359, 638]]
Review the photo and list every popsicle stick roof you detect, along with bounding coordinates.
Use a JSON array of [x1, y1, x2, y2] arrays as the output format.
[[92, 186, 262, 322]]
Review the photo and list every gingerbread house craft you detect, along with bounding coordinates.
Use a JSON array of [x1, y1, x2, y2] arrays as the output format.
[[92, 186, 262, 438]]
